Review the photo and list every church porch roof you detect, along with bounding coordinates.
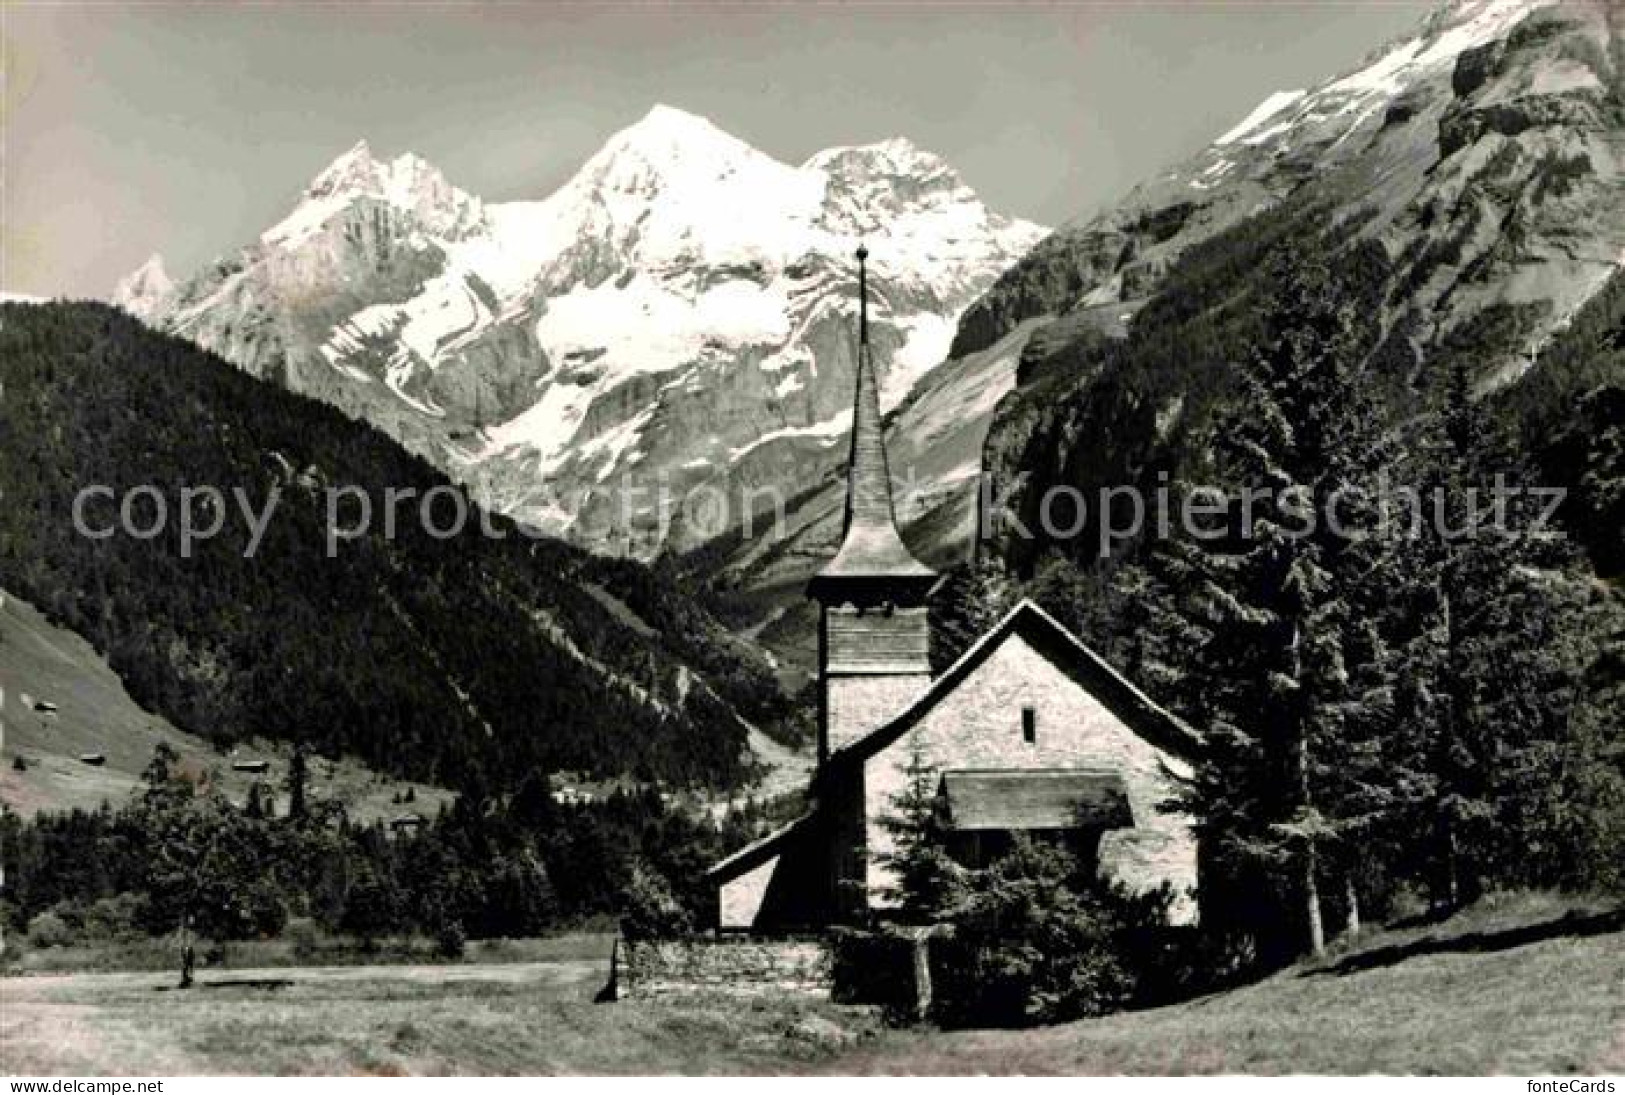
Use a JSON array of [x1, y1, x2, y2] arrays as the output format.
[[937, 769, 1133, 831]]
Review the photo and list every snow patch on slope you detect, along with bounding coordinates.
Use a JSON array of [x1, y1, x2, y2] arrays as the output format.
[[1216, 90, 1307, 145], [728, 412, 851, 462]]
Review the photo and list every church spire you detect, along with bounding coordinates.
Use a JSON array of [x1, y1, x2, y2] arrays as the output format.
[[857, 241, 870, 346], [809, 245, 935, 591]]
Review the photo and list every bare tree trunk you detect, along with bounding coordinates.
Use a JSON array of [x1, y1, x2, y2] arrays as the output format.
[[1291, 615, 1325, 960], [178, 913, 195, 990], [1443, 823, 1460, 913], [1304, 842, 1326, 958], [1437, 585, 1461, 915]]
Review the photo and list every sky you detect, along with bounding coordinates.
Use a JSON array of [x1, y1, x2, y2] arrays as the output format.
[[3, 1, 1436, 299]]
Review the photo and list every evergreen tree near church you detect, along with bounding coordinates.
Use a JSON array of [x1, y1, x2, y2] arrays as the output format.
[[1169, 248, 1391, 961], [1385, 357, 1624, 907], [1105, 549, 1212, 721], [877, 738, 966, 922]]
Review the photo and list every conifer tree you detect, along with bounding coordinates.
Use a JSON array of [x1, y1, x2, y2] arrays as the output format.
[[1171, 248, 1390, 961], [1385, 356, 1621, 907], [878, 736, 965, 921], [1106, 544, 1212, 721], [930, 558, 1016, 671]]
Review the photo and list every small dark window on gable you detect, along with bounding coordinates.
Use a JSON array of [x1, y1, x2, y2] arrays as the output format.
[[1022, 706, 1037, 744]]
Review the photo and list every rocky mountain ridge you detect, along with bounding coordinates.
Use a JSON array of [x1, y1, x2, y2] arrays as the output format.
[[966, 0, 1623, 573]]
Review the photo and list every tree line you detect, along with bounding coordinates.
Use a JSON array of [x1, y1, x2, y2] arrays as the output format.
[[2, 741, 771, 963]]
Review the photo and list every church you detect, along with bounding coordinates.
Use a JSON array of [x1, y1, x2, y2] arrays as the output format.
[[706, 247, 1202, 930]]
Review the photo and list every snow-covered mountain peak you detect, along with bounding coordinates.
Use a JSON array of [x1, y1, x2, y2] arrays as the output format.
[[541, 107, 821, 277], [263, 141, 483, 249], [585, 105, 783, 186], [807, 139, 961, 190], [307, 139, 380, 197], [808, 136, 936, 168], [633, 102, 736, 141], [123, 107, 1048, 555], [110, 253, 175, 321], [563, 107, 814, 252], [126, 252, 172, 290]]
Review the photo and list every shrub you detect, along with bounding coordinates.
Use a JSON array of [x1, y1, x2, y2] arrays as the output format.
[[928, 839, 1141, 1028], [616, 860, 694, 941], [26, 910, 73, 949], [0, 898, 25, 937], [830, 927, 927, 1016], [82, 893, 142, 941], [340, 865, 404, 945], [434, 919, 467, 960]]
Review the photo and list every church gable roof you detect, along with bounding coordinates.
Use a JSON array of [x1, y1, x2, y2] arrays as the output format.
[[703, 811, 816, 883], [826, 598, 1203, 768]]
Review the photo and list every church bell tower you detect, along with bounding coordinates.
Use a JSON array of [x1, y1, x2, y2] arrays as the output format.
[[808, 245, 938, 765]]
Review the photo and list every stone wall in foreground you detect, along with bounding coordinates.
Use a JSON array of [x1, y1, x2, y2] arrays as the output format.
[[612, 936, 833, 1001]]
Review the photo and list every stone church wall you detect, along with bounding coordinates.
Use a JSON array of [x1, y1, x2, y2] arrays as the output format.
[[825, 670, 931, 756], [860, 631, 1199, 923]]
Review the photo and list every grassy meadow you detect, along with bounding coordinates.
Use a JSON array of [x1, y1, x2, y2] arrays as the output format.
[[3, 893, 1620, 1075], [2, 928, 619, 976]]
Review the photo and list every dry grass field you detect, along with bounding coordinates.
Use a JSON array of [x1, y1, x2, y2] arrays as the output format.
[[0, 955, 887, 1075], [2, 893, 1620, 1075], [834, 894, 1625, 1075]]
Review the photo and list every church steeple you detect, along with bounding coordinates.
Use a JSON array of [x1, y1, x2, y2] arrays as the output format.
[[809, 246, 936, 766], [810, 244, 935, 593]]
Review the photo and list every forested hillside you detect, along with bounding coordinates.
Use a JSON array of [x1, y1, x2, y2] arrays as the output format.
[[1509, 265, 1625, 575], [0, 301, 787, 792]]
